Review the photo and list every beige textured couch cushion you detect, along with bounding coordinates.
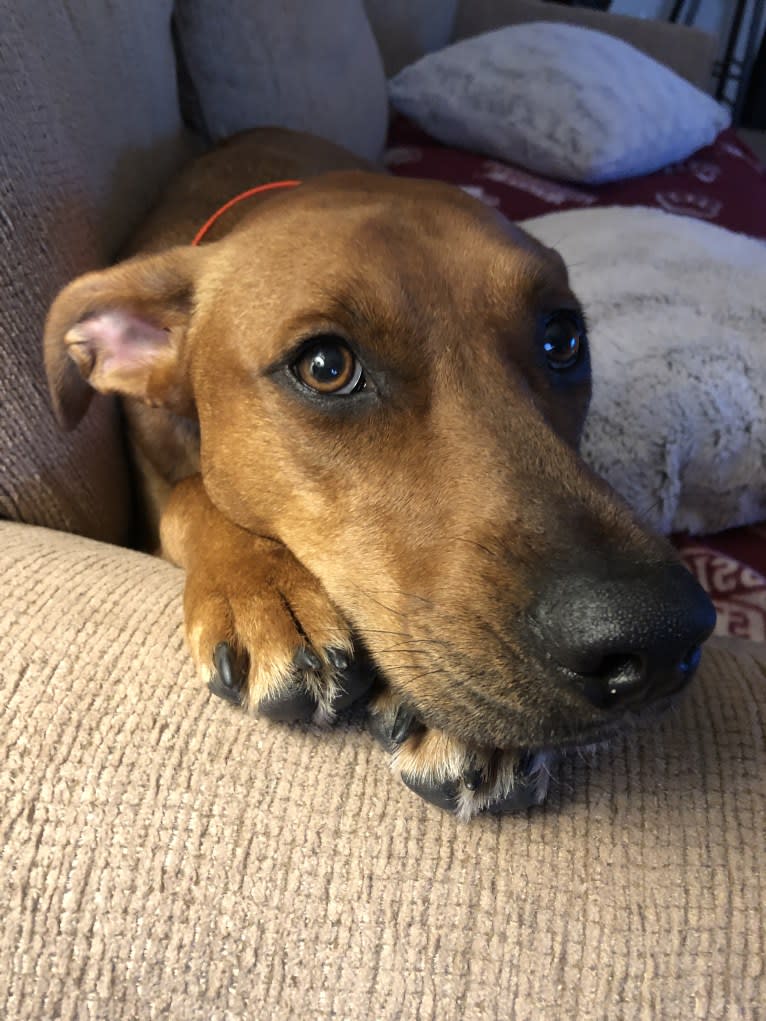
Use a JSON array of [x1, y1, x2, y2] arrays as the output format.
[[0, 1, 191, 542], [173, 0, 388, 162], [1, 521, 764, 1019]]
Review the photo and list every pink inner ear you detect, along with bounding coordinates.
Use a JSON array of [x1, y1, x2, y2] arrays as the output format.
[[70, 310, 171, 374]]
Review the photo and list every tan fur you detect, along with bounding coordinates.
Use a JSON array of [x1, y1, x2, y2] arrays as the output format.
[[44, 127, 683, 814]]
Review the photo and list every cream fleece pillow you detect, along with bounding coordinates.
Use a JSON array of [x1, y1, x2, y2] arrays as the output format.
[[389, 22, 730, 183], [522, 207, 766, 535]]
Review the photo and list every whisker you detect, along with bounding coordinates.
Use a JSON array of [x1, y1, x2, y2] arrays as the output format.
[[369, 637, 447, 661], [632, 495, 665, 523], [365, 587, 436, 608], [318, 622, 457, 650], [344, 580, 437, 613], [445, 534, 499, 559]]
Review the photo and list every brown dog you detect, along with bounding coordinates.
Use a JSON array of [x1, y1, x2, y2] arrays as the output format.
[[44, 128, 715, 818]]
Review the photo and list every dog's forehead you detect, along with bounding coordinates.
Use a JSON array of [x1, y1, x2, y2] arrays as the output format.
[[245, 171, 545, 263], [220, 174, 568, 323]]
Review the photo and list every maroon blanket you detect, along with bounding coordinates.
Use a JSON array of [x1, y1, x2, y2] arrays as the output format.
[[387, 119, 766, 240]]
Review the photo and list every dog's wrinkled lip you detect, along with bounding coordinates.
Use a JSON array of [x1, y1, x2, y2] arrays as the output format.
[[521, 686, 690, 759]]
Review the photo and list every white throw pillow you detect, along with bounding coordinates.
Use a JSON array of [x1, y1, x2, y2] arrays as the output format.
[[389, 22, 730, 184], [521, 207, 766, 536]]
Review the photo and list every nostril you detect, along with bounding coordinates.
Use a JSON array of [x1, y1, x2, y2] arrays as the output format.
[[575, 644, 706, 710], [578, 652, 648, 709], [594, 653, 642, 682]]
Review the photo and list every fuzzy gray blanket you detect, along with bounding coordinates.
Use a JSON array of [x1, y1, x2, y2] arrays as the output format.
[[524, 206, 766, 535]]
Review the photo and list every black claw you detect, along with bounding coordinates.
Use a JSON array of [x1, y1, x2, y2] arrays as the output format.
[[294, 646, 322, 672], [209, 642, 244, 706], [391, 705, 419, 745], [462, 757, 484, 791], [213, 642, 235, 688], [327, 647, 350, 672]]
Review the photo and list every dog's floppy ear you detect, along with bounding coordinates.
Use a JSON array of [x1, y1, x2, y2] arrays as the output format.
[[44, 247, 206, 430]]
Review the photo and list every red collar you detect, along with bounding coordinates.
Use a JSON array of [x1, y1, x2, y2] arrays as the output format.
[[191, 179, 302, 246]]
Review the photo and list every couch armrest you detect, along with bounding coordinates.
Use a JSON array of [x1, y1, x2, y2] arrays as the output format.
[[2, 521, 763, 1017], [453, 0, 717, 90]]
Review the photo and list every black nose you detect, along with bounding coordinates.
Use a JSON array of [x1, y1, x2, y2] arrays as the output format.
[[532, 564, 716, 710]]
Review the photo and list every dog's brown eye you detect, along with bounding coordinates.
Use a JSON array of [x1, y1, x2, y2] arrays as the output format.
[[543, 313, 584, 371], [293, 338, 364, 395]]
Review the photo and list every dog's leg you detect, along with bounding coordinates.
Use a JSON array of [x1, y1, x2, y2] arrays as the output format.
[[369, 690, 556, 820], [161, 475, 375, 722]]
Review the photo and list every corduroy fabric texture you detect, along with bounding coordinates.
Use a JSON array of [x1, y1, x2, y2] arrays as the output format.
[[0, 0, 191, 543], [1, 521, 763, 1020]]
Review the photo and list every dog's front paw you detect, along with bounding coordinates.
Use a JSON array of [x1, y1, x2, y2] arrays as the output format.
[[184, 539, 374, 724], [369, 690, 555, 820]]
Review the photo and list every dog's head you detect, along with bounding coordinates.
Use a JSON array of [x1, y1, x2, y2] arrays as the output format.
[[45, 172, 715, 753]]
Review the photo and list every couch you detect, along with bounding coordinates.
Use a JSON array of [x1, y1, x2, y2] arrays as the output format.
[[1, 2, 764, 1018]]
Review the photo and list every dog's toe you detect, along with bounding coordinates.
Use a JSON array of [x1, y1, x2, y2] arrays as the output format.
[[252, 645, 323, 722], [185, 545, 377, 724], [400, 766, 546, 816], [397, 739, 552, 820], [257, 673, 317, 722], [327, 649, 377, 710], [369, 691, 555, 819], [256, 643, 376, 722]]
